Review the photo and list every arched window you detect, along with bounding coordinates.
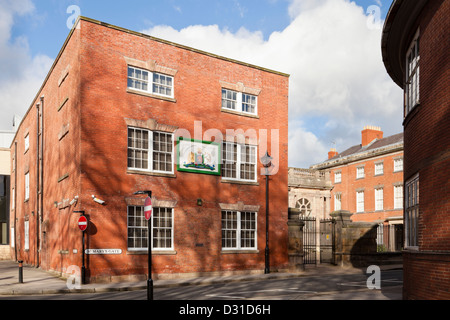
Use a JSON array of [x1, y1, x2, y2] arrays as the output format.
[[295, 198, 311, 217]]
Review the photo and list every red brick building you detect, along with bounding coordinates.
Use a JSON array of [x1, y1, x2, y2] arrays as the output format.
[[311, 127, 404, 251], [382, 0, 450, 299], [9, 17, 290, 282]]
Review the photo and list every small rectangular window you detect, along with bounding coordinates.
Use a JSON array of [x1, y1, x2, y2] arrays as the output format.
[[221, 89, 257, 115], [128, 66, 174, 98], [356, 191, 364, 213], [394, 158, 403, 172], [394, 185, 403, 209], [242, 93, 257, 114], [334, 171, 341, 183], [405, 30, 420, 117], [357, 167, 365, 179], [24, 134, 29, 152], [375, 163, 384, 175], [24, 172, 29, 201], [375, 188, 384, 211], [405, 174, 419, 248], [222, 89, 237, 111], [24, 220, 29, 250], [334, 193, 342, 211]]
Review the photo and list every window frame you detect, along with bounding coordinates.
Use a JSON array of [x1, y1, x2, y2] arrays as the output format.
[[404, 29, 420, 118], [24, 220, 29, 251], [405, 174, 419, 249], [221, 88, 258, 116], [356, 166, 365, 179], [221, 210, 257, 251], [296, 198, 312, 217], [127, 206, 174, 252], [375, 188, 384, 211], [375, 162, 384, 176], [394, 158, 403, 172], [394, 185, 403, 209], [24, 172, 29, 201], [334, 171, 341, 183], [334, 193, 342, 211], [24, 134, 29, 153], [356, 191, 364, 213], [11, 188, 14, 210], [127, 66, 174, 99], [127, 127, 174, 175], [222, 142, 257, 183]]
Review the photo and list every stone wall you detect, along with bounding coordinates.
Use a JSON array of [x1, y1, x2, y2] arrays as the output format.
[[287, 210, 382, 270], [287, 215, 304, 272], [331, 210, 378, 268]]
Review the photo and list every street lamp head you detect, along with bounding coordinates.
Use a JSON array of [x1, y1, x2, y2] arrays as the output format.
[[261, 151, 273, 168]]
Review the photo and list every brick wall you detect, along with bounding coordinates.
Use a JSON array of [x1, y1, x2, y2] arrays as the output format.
[[10, 22, 83, 269], [11, 18, 289, 281], [329, 151, 404, 223], [403, 251, 450, 300], [401, 0, 450, 300]]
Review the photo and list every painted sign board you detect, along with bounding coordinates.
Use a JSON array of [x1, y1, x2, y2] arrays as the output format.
[[177, 138, 221, 175]]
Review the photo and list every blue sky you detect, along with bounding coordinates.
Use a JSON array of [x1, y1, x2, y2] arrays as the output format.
[[1, 0, 401, 168], [12, 0, 389, 58]]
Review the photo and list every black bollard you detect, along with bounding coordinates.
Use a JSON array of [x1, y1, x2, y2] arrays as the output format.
[[18, 260, 23, 283]]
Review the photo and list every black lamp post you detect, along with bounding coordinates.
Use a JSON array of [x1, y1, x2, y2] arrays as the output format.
[[134, 190, 153, 301], [261, 151, 273, 274]]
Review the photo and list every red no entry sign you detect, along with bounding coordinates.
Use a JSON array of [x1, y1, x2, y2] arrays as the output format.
[[78, 215, 88, 232], [144, 197, 152, 221]]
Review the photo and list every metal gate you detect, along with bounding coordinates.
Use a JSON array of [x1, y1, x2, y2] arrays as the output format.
[[320, 219, 335, 264], [300, 216, 317, 265]]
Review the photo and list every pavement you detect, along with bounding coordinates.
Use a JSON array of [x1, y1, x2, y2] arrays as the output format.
[[0, 259, 402, 297]]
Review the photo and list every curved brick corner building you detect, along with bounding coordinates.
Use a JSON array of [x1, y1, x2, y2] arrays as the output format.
[[382, 0, 450, 299]]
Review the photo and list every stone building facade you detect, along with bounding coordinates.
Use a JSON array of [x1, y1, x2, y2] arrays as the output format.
[[288, 167, 332, 220]]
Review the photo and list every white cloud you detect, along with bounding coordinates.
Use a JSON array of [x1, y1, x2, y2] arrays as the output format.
[[289, 123, 329, 166], [0, 0, 53, 132], [141, 0, 403, 168], [287, 0, 328, 19]]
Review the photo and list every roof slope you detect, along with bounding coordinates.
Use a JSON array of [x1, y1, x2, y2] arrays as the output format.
[[311, 132, 403, 169]]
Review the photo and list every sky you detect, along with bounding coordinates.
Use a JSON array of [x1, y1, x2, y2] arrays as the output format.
[[0, 0, 403, 168]]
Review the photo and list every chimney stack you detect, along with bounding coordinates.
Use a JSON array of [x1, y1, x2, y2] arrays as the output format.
[[361, 126, 383, 146], [328, 148, 338, 159]]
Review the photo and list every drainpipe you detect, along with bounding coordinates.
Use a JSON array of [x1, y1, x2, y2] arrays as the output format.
[[14, 141, 17, 262], [35, 103, 40, 268], [40, 96, 45, 266], [38, 96, 45, 267]]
